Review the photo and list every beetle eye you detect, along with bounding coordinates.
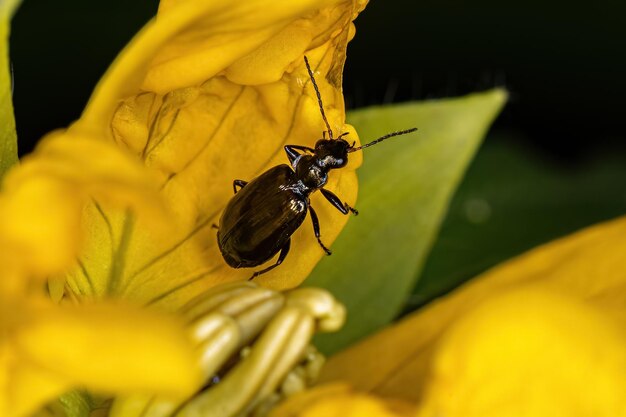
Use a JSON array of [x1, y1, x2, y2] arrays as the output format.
[[315, 139, 331, 149]]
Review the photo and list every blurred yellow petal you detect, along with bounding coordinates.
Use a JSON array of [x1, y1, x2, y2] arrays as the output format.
[[18, 302, 201, 395], [0, 132, 163, 293], [63, 0, 368, 309], [0, 130, 201, 417], [321, 216, 626, 405], [0, 175, 77, 282], [3, 345, 70, 417], [269, 383, 414, 417], [2, 300, 201, 417], [415, 288, 626, 417]]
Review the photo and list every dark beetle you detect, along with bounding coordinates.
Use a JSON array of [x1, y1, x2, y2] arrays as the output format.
[[217, 57, 417, 279]]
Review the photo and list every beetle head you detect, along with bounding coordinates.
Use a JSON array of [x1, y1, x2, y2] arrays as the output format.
[[314, 138, 350, 169]]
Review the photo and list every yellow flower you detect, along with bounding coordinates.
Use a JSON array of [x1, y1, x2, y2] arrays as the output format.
[[1, 0, 366, 416], [64, 0, 369, 310], [273, 216, 626, 416], [13, 0, 618, 416]]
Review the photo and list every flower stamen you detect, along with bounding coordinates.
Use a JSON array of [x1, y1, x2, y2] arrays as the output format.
[[111, 282, 345, 417]]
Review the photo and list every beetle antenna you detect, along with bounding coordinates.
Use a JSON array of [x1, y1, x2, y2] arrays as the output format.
[[304, 56, 334, 139], [347, 128, 418, 152]]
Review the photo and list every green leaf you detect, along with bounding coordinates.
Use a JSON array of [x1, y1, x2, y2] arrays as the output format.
[[307, 90, 506, 355], [0, 0, 21, 178], [410, 135, 626, 309]]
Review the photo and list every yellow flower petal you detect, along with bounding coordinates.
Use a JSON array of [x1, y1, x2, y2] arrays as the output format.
[[64, 0, 368, 309], [3, 345, 70, 417], [3, 299, 201, 417], [269, 383, 414, 417], [415, 288, 626, 417], [17, 302, 201, 395], [0, 131, 164, 293], [320, 216, 626, 405], [0, 129, 200, 417], [0, 175, 78, 282], [79, 0, 363, 123]]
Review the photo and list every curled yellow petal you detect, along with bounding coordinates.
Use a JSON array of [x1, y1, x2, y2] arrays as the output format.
[[63, 0, 368, 309], [321, 216, 626, 408], [80, 0, 364, 123]]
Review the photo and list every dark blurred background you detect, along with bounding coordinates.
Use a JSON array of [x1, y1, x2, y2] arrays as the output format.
[[9, 0, 626, 305]]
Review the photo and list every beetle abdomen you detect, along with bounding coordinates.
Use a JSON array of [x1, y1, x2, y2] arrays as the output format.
[[218, 165, 308, 268]]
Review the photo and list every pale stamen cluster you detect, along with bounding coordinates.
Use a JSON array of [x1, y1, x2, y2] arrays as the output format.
[[110, 282, 346, 417]]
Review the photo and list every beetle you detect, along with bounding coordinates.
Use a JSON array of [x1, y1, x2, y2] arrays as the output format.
[[217, 56, 417, 280]]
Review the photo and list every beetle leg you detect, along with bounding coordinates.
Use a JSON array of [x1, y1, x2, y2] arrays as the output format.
[[320, 188, 359, 216], [308, 205, 332, 256], [233, 179, 248, 194], [284, 145, 315, 165], [249, 239, 291, 280]]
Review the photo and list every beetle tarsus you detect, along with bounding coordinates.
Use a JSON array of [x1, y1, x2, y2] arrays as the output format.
[[233, 179, 248, 194], [345, 204, 358, 216], [248, 239, 291, 280], [318, 239, 332, 256]]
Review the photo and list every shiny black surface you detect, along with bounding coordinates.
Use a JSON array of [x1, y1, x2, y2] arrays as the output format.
[[217, 132, 358, 275], [218, 165, 308, 268]]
